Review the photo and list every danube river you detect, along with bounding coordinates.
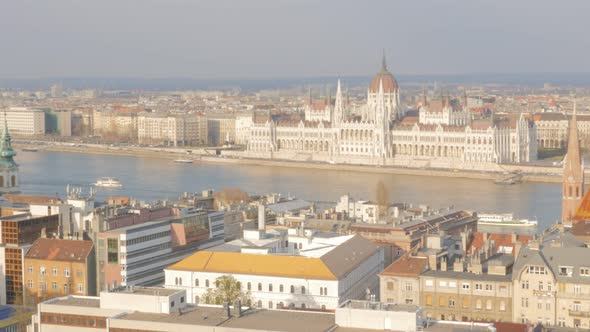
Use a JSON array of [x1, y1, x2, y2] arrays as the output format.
[[19, 150, 559, 230]]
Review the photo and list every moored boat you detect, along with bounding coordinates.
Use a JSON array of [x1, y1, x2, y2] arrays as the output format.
[[477, 213, 537, 227], [94, 177, 123, 188]]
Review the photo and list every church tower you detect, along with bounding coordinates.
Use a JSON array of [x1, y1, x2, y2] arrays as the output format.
[[0, 115, 19, 194], [562, 100, 583, 226]]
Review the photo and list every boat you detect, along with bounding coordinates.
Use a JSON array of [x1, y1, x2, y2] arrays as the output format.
[[22, 148, 38, 152], [494, 178, 518, 185], [477, 213, 537, 227], [174, 159, 193, 164], [94, 177, 123, 188]]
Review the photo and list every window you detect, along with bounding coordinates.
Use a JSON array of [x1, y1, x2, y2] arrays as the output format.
[[499, 285, 507, 292], [546, 302, 551, 311], [448, 298, 455, 307], [258, 283, 262, 291], [64, 268, 70, 278], [462, 298, 470, 308], [559, 266, 573, 277], [439, 281, 447, 287], [195, 279, 199, 287], [28, 280, 33, 289], [448, 282, 457, 288], [462, 283, 470, 290], [77, 284, 84, 293], [301, 303, 306, 309], [538, 281, 544, 290], [486, 300, 492, 310], [581, 268, 590, 276], [537, 301, 543, 310], [290, 285, 295, 293], [63, 284, 69, 293], [425, 295, 433, 306], [180, 297, 184, 303], [439, 296, 445, 306], [548, 283, 552, 291], [573, 302, 582, 311], [268, 301, 273, 309], [500, 301, 506, 311], [107, 238, 119, 264], [405, 299, 413, 304], [247, 282, 251, 291], [528, 266, 547, 274], [257, 300, 262, 308], [205, 279, 210, 288], [52, 282, 57, 290], [170, 301, 175, 308], [476, 299, 482, 309], [522, 297, 528, 308], [475, 283, 483, 290], [280, 285, 284, 292], [387, 281, 394, 291], [52, 267, 58, 276], [485, 284, 493, 291], [521, 280, 529, 289], [301, 286, 306, 294], [268, 284, 273, 292], [40, 266, 46, 276], [574, 284, 581, 294], [425, 280, 434, 287], [28, 265, 33, 274]]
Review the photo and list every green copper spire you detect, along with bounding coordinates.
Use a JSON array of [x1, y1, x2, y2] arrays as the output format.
[[0, 114, 17, 168]]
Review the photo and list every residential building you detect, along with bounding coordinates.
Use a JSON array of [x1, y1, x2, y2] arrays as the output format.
[[23, 238, 95, 305], [137, 113, 206, 146], [164, 227, 384, 310], [512, 231, 590, 328], [207, 113, 236, 146], [0, 213, 59, 304], [44, 110, 72, 136], [380, 255, 428, 305], [0, 108, 45, 136]]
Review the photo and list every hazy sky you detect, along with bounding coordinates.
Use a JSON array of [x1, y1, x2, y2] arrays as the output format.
[[1, 0, 589, 79]]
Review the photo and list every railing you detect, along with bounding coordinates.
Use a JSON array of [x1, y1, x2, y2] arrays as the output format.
[[569, 309, 590, 318]]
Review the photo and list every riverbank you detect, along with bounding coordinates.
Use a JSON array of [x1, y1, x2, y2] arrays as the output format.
[[15, 143, 566, 184]]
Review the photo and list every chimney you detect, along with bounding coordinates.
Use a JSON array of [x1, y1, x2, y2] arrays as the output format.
[[223, 301, 231, 318], [258, 204, 266, 231], [233, 300, 242, 317], [453, 259, 464, 272], [440, 257, 447, 271]]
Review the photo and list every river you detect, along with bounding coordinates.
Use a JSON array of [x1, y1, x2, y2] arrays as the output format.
[[18, 150, 560, 231]]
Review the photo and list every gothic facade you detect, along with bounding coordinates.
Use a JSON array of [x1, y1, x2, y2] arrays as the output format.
[[245, 57, 537, 169]]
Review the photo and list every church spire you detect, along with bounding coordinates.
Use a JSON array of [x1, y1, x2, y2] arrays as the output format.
[[562, 98, 584, 225]]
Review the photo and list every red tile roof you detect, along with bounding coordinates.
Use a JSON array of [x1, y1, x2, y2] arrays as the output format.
[[380, 255, 428, 277], [25, 238, 93, 262], [467, 232, 531, 256]]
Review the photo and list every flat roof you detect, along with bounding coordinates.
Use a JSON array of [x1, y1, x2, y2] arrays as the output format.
[[117, 306, 335, 331], [109, 287, 180, 297], [50, 297, 100, 308]]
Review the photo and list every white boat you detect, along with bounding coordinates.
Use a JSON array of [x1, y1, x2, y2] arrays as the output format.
[[478, 213, 537, 227], [94, 177, 123, 188], [174, 159, 193, 164]]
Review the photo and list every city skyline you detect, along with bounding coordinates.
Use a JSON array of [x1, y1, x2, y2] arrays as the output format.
[[1, 0, 590, 79]]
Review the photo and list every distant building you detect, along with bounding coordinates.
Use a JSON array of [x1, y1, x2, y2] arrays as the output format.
[[137, 113, 206, 146], [23, 238, 96, 305], [0, 108, 45, 136], [207, 113, 236, 146], [44, 110, 72, 136]]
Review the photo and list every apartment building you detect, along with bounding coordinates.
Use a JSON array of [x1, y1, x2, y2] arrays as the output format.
[[0, 108, 45, 136], [137, 113, 206, 146], [380, 255, 428, 305], [23, 238, 95, 305], [207, 113, 236, 146], [0, 213, 59, 304], [512, 233, 590, 328]]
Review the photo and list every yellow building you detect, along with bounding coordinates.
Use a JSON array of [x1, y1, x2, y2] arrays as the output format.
[[23, 238, 95, 305]]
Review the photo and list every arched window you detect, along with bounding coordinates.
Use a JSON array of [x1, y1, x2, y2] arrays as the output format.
[[279, 285, 284, 292], [301, 286, 306, 294], [462, 298, 469, 308], [195, 279, 199, 287], [205, 279, 209, 288], [499, 300, 506, 311], [439, 296, 445, 306], [486, 300, 492, 310], [476, 299, 482, 309], [448, 298, 455, 307], [268, 284, 273, 292], [258, 283, 262, 291], [247, 282, 251, 291], [290, 285, 295, 293], [301, 303, 306, 308]]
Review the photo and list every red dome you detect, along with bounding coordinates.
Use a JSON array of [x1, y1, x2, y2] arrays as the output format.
[[369, 70, 398, 93]]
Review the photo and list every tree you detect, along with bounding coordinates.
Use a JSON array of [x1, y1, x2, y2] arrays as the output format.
[[214, 188, 250, 209], [202, 275, 251, 305], [376, 180, 389, 220]]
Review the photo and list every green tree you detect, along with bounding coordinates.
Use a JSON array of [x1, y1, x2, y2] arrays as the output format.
[[202, 275, 251, 305]]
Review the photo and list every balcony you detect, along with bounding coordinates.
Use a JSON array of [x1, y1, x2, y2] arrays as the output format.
[[569, 310, 590, 318]]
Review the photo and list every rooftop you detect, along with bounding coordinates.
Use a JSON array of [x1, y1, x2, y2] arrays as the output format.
[[110, 286, 180, 297], [381, 255, 429, 277], [49, 297, 101, 308], [25, 238, 93, 262]]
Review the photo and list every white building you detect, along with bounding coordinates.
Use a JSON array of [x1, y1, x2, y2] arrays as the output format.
[[137, 113, 206, 146], [0, 108, 45, 136], [164, 227, 384, 310], [241, 55, 537, 169]]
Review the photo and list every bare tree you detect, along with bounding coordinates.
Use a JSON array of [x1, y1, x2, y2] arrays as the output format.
[[214, 188, 250, 209], [376, 180, 389, 220]]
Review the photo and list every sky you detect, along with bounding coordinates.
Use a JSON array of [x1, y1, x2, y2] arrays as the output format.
[[1, 0, 589, 79]]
